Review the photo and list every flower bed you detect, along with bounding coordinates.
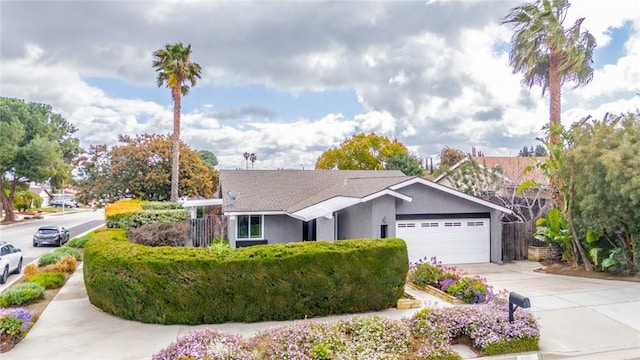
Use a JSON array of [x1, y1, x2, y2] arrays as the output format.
[[408, 257, 494, 304], [154, 294, 540, 359], [0, 238, 88, 353]]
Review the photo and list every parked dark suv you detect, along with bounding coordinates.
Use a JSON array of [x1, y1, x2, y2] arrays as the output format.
[[33, 226, 70, 247]]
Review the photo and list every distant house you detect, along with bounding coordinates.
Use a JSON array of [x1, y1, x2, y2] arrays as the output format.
[[219, 170, 512, 264], [29, 185, 53, 207], [434, 156, 550, 199]]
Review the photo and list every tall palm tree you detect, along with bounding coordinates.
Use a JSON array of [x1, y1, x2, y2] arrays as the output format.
[[249, 153, 257, 169], [152, 42, 202, 201], [502, 0, 596, 143]]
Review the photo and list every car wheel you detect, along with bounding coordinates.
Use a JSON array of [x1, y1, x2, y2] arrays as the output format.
[[0, 267, 8, 285], [33, 241, 38, 247], [13, 259, 22, 274], [58, 238, 62, 247]]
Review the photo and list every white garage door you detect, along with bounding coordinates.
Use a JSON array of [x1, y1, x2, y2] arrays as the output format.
[[396, 218, 490, 264]]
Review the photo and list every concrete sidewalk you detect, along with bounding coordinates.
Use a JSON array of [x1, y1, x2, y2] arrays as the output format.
[[4, 261, 640, 360]]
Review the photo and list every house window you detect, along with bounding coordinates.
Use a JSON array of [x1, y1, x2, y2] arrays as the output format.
[[237, 215, 263, 239]]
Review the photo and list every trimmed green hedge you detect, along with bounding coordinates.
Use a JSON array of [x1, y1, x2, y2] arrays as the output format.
[[140, 201, 183, 210], [84, 229, 408, 325], [105, 209, 190, 230]]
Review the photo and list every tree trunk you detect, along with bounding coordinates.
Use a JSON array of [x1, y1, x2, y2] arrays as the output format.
[[567, 174, 593, 272], [548, 51, 562, 144], [0, 176, 16, 222], [170, 85, 182, 202]]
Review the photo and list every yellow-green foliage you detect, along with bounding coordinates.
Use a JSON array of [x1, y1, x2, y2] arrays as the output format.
[[105, 199, 143, 218], [84, 229, 409, 325], [26, 272, 65, 289]]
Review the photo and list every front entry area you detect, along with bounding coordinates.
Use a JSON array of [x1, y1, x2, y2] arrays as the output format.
[[396, 218, 490, 264]]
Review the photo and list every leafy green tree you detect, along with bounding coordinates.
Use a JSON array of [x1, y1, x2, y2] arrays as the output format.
[[105, 134, 218, 201], [503, 0, 596, 143], [14, 189, 38, 212], [73, 144, 112, 203], [384, 153, 424, 176], [534, 144, 548, 156], [0, 97, 80, 222], [518, 146, 534, 157], [152, 42, 202, 201], [198, 150, 218, 168], [562, 112, 640, 273], [315, 133, 409, 170]]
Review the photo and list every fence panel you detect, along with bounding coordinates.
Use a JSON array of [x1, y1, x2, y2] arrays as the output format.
[[187, 215, 227, 247], [502, 220, 545, 261]]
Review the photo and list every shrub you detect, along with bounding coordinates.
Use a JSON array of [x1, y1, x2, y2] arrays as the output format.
[[0, 308, 34, 339], [129, 221, 187, 247], [23, 264, 39, 279], [408, 258, 494, 304], [55, 246, 82, 261], [41, 256, 77, 274], [26, 272, 65, 289], [106, 208, 190, 230], [141, 201, 183, 210], [37, 252, 64, 267], [0, 283, 45, 307], [153, 329, 254, 360], [84, 229, 408, 325], [66, 235, 90, 248]]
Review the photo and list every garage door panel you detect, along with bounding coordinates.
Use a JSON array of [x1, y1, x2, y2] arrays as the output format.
[[396, 218, 490, 264]]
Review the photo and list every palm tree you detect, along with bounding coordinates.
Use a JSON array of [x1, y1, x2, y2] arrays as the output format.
[[502, 0, 596, 143], [243, 152, 250, 170], [152, 42, 202, 201], [249, 153, 257, 169]]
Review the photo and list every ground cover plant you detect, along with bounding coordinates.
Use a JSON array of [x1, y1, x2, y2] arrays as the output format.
[[408, 257, 494, 304], [153, 294, 539, 359], [0, 241, 85, 353]]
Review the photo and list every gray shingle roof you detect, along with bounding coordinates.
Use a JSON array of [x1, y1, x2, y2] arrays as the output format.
[[220, 170, 408, 213]]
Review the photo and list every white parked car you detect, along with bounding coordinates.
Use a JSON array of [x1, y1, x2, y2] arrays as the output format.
[[0, 241, 23, 284]]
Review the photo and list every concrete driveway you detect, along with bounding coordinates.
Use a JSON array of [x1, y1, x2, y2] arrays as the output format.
[[3, 261, 640, 360], [456, 261, 640, 359]]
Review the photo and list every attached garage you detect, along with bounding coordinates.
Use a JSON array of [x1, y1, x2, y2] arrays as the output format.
[[396, 218, 490, 264]]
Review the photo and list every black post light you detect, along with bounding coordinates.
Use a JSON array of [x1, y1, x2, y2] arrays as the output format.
[[508, 292, 531, 323]]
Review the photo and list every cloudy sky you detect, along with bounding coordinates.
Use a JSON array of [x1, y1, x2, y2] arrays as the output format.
[[1, 0, 639, 170]]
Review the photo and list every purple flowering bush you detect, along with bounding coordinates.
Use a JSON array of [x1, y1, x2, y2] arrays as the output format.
[[155, 298, 539, 359], [408, 257, 494, 304], [425, 294, 540, 355], [0, 308, 34, 343], [152, 329, 254, 360]]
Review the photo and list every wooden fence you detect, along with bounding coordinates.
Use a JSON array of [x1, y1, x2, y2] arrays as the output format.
[[501, 220, 545, 261], [187, 215, 227, 247]]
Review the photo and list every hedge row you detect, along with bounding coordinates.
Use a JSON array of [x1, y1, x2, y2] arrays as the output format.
[[105, 209, 190, 230], [140, 201, 183, 210], [84, 229, 408, 325]]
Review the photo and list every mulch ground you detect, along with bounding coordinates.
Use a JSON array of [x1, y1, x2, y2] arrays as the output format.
[[536, 262, 640, 283]]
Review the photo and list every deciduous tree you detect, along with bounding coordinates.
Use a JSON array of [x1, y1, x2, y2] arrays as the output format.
[[315, 133, 409, 171], [0, 97, 80, 222]]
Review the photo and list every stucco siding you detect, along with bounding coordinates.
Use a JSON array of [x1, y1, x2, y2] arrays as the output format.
[[371, 196, 396, 238], [264, 215, 302, 244], [316, 216, 335, 241], [395, 184, 488, 214], [337, 202, 372, 239]]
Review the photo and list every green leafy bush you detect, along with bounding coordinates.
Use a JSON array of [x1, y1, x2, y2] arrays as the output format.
[[55, 246, 82, 260], [141, 201, 183, 210], [38, 246, 82, 267], [38, 252, 65, 267], [106, 209, 190, 230], [84, 229, 408, 325], [26, 272, 65, 289], [0, 283, 45, 307], [66, 234, 91, 248]]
